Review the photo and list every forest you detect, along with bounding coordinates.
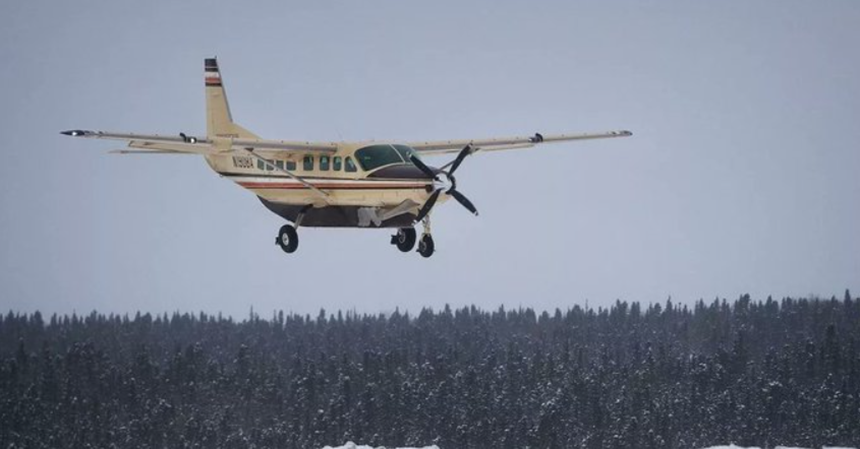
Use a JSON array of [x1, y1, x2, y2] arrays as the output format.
[[1, 293, 858, 448]]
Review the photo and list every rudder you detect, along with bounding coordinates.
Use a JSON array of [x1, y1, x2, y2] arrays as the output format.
[[204, 58, 258, 139]]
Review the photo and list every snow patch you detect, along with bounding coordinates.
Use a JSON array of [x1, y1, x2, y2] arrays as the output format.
[[702, 446, 857, 449], [321, 443, 439, 449], [702, 446, 763, 449]]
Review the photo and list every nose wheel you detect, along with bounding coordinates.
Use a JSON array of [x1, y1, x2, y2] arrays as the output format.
[[417, 233, 435, 258], [416, 216, 435, 258]]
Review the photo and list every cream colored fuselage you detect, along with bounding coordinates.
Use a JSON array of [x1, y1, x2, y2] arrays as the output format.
[[203, 143, 443, 211]]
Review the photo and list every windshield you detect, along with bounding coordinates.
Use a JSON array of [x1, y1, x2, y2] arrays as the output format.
[[392, 144, 419, 162], [354, 144, 421, 171]]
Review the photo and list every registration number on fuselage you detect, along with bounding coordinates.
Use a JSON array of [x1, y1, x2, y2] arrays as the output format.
[[232, 156, 254, 169]]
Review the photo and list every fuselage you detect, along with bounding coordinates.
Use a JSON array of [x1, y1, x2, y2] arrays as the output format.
[[203, 142, 445, 227]]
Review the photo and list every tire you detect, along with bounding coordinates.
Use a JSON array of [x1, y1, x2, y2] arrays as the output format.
[[394, 228, 417, 252], [417, 234, 435, 258], [277, 224, 299, 253]]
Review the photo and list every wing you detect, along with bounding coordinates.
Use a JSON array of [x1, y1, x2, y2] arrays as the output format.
[[60, 130, 339, 155], [408, 130, 632, 155], [62, 129, 333, 200]]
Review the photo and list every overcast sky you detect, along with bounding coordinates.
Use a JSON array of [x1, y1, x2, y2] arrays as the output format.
[[1, 1, 857, 318]]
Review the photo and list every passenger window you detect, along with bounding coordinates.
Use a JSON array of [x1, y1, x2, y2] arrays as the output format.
[[257, 159, 265, 170], [286, 160, 297, 171], [303, 155, 314, 171], [345, 156, 357, 172], [275, 160, 284, 170], [266, 159, 274, 171], [333, 156, 342, 171], [319, 156, 330, 171]]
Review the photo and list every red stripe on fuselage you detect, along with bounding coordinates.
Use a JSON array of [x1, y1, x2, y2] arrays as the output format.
[[237, 182, 426, 190]]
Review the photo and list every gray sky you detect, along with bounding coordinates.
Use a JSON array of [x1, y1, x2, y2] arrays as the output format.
[[1, 1, 857, 318]]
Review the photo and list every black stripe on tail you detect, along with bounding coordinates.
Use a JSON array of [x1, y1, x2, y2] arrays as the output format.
[[204, 58, 219, 72]]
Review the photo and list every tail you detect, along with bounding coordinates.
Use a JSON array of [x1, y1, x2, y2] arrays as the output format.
[[204, 58, 259, 139]]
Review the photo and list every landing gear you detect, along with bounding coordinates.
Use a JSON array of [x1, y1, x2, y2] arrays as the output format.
[[389, 225, 433, 257], [276, 224, 298, 253], [391, 227, 417, 252], [276, 205, 311, 255], [417, 233, 435, 258], [417, 216, 435, 258]]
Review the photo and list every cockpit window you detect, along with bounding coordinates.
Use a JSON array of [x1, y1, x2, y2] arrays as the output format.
[[354, 145, 404, 171], [354, 144, 422, 171], [392, 144, 419, 163]]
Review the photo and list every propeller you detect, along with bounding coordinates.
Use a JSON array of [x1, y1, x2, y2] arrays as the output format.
[[411, 144, 479, 222], [414, 189, 441, 223], [448, 189, 477, 215], [447, 144, 474, 175], [410, 154, 439, 181]]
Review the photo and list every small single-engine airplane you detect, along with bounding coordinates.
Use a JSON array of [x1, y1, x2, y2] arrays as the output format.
[[63, 58, 631, 257]]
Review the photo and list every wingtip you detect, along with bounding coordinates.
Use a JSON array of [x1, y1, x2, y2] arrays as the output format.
[[61, 129, 89, 137]]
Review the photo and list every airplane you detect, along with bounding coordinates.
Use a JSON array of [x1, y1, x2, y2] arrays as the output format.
[[62, 58, 632, 258]]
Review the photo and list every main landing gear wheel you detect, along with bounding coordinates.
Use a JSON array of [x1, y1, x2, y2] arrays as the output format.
[[417, 234, 435, 258], [276, 224, 299, 253], [391, 228, 417, 252]]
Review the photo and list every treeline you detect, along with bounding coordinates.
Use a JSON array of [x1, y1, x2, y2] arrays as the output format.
[[1, 293, 859, 448]]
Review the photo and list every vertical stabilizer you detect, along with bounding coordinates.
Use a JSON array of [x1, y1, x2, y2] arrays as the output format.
[[204, 58, 258, 139]]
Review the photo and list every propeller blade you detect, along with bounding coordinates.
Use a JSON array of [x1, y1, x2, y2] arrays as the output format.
[[415, 189, 441, 222], [448, 189, 479, 216], [410, 155, 438, 180], [448, 144, 472, 175]]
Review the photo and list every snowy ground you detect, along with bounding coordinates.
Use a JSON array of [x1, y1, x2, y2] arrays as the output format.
[[323, 445, 858, 449], [703, 445, 857, 449], [320, 444, 858, 449], [321, 444, 439, 449]]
